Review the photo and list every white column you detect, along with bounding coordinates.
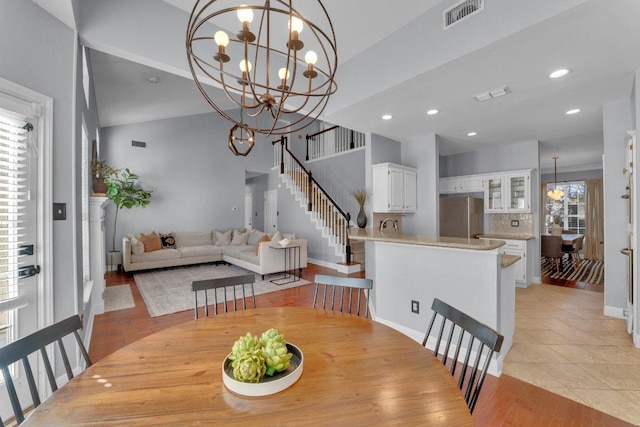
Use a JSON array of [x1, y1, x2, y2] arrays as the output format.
[[90, 196, 109, 314]]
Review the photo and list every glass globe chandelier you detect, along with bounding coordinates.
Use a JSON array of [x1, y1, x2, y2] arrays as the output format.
[[547, 156, 565, 201], [186, 0, 338, 155]]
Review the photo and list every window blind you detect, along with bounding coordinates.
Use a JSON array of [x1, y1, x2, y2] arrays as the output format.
[[0, 107, 30, 314]]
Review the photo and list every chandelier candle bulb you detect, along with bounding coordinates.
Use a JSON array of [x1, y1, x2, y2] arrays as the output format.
[[213, 31, 230, 63]]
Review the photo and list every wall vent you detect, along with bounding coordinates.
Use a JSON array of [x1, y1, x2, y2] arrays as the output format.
[[131, 140, 147, 148], [443, 0, 484, 29]]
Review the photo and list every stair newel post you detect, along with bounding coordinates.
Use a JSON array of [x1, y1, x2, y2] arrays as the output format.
[[350, 129, 355, 149], [307, 172, 313, 211], [305, 134, 310, 161], [345, 212, 352, 264], [279, 136, 285, 174]]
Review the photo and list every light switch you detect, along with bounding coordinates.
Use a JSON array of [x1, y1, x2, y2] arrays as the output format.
[[53, 203, 66, 220]]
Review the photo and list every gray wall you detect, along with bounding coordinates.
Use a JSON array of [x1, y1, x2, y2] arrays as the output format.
[[307, 148, 366, 225], [0, 1, 78, 326], [541, 169, 603, 183], [402, 134, 439, 235], [100, 112, 274, 251], [602, 99, 633, 312]]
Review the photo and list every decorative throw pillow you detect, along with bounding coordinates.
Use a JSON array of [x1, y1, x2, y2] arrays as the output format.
[[159, 232, 176, 249], [283, 233, 296, 240], [270, 231, 283, 243], [214, 229, 232, 246], [140, 231, 162, 252], [233, 228, 247, 237], [248, 229, 266, 246], [130, 236, 145, 255], [231, 230, 250, 245], [255, 234, 271, 255]]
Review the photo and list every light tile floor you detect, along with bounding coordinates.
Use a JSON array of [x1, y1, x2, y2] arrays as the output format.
[[504, 283, 640, 425]]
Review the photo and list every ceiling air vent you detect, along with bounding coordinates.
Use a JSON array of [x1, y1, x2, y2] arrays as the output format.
[[443, 0, 484, 30]]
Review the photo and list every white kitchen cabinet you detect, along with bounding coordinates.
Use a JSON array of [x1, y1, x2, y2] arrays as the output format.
[[484, 170, 531, 213], [505, 171, 531, 213], [373, 163, 417, 213], [500, 239, 526, 284], [479, 237, 528, 286], [484, 176, 504, 212], [439, 174, 485, 194]]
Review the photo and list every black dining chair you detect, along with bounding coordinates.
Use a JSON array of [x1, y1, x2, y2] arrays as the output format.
[[313, 274, 373, 318], [191, 274, 256, 319], [422, 298, 503, 413], [0, 315, 92, 425], [541, 234, 564, 274]]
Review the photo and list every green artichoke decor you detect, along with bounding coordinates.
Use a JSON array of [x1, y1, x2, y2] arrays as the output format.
[[228, 329, 293, 382]]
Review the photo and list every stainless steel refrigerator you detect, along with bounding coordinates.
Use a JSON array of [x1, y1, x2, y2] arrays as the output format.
[[439, 196, 484, 238]]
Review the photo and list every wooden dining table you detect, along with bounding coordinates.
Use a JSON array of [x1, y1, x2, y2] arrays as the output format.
[[22, 307, 472, 426]]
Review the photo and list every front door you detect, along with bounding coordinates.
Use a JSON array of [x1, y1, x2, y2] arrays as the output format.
[[0, 80, 49, 417]]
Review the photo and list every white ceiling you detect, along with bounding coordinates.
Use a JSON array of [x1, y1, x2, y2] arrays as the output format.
[[36, 0, 640, 173]]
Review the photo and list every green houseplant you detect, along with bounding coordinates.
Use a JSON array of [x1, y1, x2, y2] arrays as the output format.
[[105, 168, 152, 252]]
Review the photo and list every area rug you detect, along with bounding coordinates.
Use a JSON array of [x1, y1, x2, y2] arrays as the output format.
[[540, 257, 604, 285], [134, 264, 311, 318], [104, 284, 136, 312]]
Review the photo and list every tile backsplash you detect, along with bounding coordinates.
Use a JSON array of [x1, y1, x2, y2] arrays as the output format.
[[489, 213, 534, 237]]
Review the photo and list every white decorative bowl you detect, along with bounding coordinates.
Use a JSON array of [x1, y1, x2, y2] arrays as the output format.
[[222, 343, 303, 397], [278, 238, 291, 247]]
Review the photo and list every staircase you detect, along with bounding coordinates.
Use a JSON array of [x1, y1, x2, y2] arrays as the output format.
[[273, 137, 355, 265]]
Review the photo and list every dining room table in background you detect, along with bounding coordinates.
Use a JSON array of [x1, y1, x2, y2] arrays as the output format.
[[21, 307, 472, 426]]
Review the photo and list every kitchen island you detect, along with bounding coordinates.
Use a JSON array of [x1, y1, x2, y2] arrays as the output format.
[[349, 228, 515, 375]]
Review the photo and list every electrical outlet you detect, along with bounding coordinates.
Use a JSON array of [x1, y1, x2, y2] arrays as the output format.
[[511, 220, 519, 227], [411, 300, 419, 314]]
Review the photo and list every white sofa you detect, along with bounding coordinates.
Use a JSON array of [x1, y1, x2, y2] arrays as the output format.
[[122, 229, 308, 278]]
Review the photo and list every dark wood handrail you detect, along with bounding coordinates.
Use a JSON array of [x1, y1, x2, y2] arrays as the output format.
[[274, 136, 352, 264], [306, 125, 339, 161]]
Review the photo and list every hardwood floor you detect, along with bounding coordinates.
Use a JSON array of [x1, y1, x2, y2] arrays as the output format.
[[91, 265, 632, 426]]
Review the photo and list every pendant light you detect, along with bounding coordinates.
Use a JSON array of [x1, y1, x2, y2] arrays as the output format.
[[547, 156, 564, 200]]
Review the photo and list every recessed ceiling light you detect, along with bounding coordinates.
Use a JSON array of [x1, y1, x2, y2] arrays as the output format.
[[549, 68, 572, 79], [426, 109, 439, 115], [467, 132, 477, 136], [148, 76, 160, 83], [566, 108, 580, 115], [382, 114, 393, 120]]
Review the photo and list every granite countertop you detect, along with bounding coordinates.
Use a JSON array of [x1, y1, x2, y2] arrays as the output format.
[[349, 229, 505, 250], [500, 254, 521, 268], [478, 234, 535, 241]]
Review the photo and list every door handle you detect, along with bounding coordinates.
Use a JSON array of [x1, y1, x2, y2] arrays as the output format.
[[19, 265, 41, 278], [621, 248, 631, 256]]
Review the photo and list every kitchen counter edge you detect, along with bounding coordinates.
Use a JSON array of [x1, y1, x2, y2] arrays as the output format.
[[349, 229, 505, 250]]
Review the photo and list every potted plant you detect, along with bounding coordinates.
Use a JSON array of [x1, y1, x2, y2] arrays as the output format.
[[105, 168, 152, 253], [352, 189, 367, 228], [91, 159, 116, 194]]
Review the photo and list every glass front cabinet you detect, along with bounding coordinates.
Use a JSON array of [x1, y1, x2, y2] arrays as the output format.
[[484, 170, 531, 213], [485, 176, 504, 212], [505, 171, 530, 213]]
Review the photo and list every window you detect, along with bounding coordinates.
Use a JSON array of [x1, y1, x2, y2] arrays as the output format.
[[0, 106, 31, 351], [544, 181, 586, 234]]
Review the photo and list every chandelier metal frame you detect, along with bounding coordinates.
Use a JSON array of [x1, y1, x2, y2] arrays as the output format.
[[186, 0, 338, 140]]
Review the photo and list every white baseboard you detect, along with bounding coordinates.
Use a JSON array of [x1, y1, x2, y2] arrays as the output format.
[[373, 316, 503, 377], [307, 257, 362, 274], [604, 305, 626, 318]]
